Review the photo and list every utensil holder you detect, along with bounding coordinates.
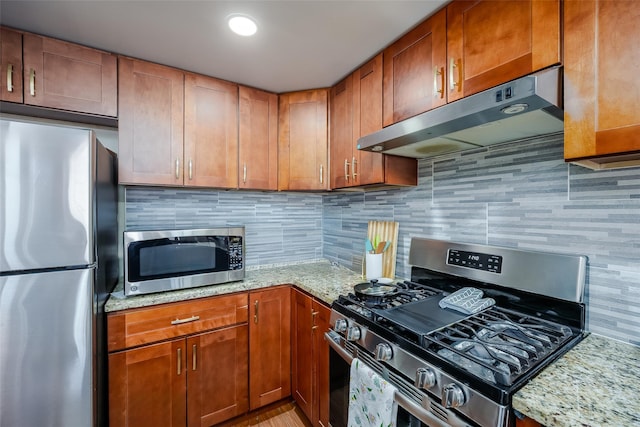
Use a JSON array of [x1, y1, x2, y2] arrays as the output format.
[[365, 253, 383, 280]]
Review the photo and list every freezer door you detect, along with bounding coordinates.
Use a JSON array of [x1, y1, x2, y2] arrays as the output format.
[[0, 119, 94, 272], [0, 268, 94, 427]]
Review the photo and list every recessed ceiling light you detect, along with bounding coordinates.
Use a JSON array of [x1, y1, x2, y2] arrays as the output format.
[[228, 14, 257, 36]]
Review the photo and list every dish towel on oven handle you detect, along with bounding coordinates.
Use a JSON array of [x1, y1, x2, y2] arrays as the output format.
[[348, 358, 398, 427], [438, 287, 496, 315]]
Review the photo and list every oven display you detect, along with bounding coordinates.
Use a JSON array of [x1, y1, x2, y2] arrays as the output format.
[[447, 249, 502, 273]]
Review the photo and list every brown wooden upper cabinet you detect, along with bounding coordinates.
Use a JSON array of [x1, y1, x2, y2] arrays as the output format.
[[446, 0, 560, 102], [278, 89, 329, 191], [239, 86, 278, 190], [1, 27, 23, 103], [118, 57, 185, 186], [330, 54, 417, 189], [564, 0, 640, 166], [383, 8, 447, 126], [184, 73, 239, 188], [382, 0, 560, 126], [119, 57, 242, 189], [0, 27, 117, 116]]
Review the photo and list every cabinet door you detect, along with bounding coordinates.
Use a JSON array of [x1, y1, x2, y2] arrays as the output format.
[[291, 289, 314, 422], [184, 73, 238, 188], [446, 0, 560, 102], [109, 340, 186, 427], [329, 75, 354, 189], [564, 0, 640, 161], [383, 7, 446, 126], [22, 33, 117, 116], [1, 28, 23, 103], [353, 55, 384, 186], [239, 86, 278, 190], [118, 57, 184, 185], [187, 325, 248, 427], [278, 89, 328, 190], [248, 286, 291, 410], [313, 300, 331, 427]]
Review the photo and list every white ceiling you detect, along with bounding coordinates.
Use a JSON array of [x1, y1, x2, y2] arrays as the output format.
[[0, 0, 447, 94]]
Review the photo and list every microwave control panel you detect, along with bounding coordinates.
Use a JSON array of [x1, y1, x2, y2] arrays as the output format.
[[229, 236, 244, 270]]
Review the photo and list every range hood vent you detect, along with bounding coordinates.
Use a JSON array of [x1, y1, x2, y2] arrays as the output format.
[[357, 67, 563, 158]]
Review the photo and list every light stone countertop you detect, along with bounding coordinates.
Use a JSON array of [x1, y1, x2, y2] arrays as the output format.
[[513, 334, 640, 427], [105, 259, 366, 312]]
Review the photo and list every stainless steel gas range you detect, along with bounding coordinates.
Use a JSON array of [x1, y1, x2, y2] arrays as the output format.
[[326, 238, 587, 427]]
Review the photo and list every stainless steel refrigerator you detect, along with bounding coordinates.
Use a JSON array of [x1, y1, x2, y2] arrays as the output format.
[[0, 118, 118, 427]]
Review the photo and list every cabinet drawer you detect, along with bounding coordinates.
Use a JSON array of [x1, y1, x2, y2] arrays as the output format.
[[108, 293, 248, 352]]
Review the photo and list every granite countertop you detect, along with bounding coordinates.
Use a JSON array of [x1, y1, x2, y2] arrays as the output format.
[[513, 334, 640, 426], [105, 259, 365, 312]]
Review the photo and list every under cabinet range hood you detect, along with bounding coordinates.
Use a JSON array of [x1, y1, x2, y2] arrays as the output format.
[[357, 67, 564, 158]]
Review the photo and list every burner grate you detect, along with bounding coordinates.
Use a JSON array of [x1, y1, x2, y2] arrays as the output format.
[[423, 306, 574, 386]]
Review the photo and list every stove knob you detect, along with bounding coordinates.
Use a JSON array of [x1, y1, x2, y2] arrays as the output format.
[[334, 318, 348, 333], [415, 368, 436, 389], [374, 343, 393, 361], [346, 326, 361, 341], [442, 384, 466, 408]]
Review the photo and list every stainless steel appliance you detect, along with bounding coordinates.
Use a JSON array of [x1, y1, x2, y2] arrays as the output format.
[[0, 118, 118, 427], [123, 227, 245, 296], [326, 238, 587, 427], [357, 67, 563, 159]]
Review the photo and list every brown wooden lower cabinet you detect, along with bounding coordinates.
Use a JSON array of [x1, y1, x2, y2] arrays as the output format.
[[108, 325, 248, 427], [291, 288, 331, 426], [107, 293, 250, 427], [515, 415, 543, 427], [187, 326, 248, 427], [109, 339, 186, 427], [249, 286, 292, 410]]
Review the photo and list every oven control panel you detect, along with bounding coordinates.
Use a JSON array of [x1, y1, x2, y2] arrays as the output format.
[[447, 249, 502, 273]]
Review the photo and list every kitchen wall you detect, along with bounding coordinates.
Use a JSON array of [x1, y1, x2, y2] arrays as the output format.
[[324, 133, 640, 346], [124, 133, 640, 346]]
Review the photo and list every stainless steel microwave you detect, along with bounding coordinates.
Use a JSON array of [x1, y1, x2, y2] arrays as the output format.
[[123, 227, 245, 296]]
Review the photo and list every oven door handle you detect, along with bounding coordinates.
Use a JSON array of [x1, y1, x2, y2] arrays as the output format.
[[324, 330, 354, 364], [325, 331, 453, 427], [394, 391, 453, 427]]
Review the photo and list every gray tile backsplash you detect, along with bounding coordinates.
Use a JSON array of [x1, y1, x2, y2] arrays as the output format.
[[323, 134, 640, 346], [125, 188, 323, 266], [124, 133, 640, 345]]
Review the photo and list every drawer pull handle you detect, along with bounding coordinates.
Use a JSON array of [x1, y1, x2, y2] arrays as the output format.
[[254, 300, 259, 324], [192, 344, 197, 371], [171, 315, 200, 325], [352, 157, 357, 181], [7, 64, 14, 92], [29, 68, 36, 96]]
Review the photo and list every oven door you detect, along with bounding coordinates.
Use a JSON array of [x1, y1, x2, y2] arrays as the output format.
[[325, 331, 453, 427]]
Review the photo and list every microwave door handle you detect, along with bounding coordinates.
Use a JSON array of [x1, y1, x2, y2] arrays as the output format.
[[325, 331, 354, 364]]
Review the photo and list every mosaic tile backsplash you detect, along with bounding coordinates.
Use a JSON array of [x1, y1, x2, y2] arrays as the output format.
[[125, 133, 640, 346]]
